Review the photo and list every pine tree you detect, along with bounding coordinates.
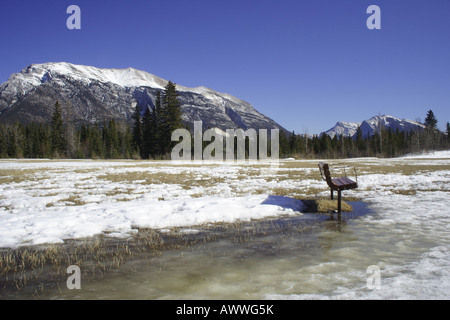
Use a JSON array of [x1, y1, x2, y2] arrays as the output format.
[[7, 126, 18, 158], [278, 131, 290, 158], [122, 126, 133, 159], [320, 133, 332, 158], [288, 131, 296, 155], [0, 124, 6, 157], [355, 126, 365, 156], [160, 81, 182, 156], [142, 106, 158, 159], [79, 123, 90, 157], [424, 109, 438, 131], [132, 103, 143, 157], [39, 123, 52, 158], [153, 91, 163, 155], [89, 123, 103, 158], [103, 119, 120, 158], [50, 101, 65, 157]]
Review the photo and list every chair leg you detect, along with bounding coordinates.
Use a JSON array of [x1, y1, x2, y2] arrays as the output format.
[[337, 190, 342, 213], [330, 189, 334, 200]]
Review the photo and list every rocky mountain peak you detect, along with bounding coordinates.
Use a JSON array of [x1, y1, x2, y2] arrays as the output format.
[[0, 62, 287, 133]]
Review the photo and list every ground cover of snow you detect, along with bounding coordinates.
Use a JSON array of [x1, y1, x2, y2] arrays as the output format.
[[1, 150, 449, 299]]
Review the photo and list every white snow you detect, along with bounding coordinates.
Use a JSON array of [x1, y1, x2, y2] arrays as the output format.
[[12, 62, 253, 112], [23, 62, 168, 89], [0, 159, 305, 248], [1, 152, 449, 249], [0, 193, 302, 248], [324, 121, 361, 138], [400, 150, 450, 159], [1, 151, 449, 299], [323, 114, 425, 138], [264, 150, 450, 300]]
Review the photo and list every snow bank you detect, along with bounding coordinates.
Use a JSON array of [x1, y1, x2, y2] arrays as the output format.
[[0, 193, 303, 248], [400, 149, 450, 159]]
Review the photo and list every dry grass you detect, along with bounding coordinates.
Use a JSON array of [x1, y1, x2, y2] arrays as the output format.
[[0, 169, 42, 184], [354, 163, 450, 176], [301, 198, 353, 213], [98, 170, 228, 192], [0, 230, 165, 295], [59, 195, 86, 206], [0, 215, 323, 297]]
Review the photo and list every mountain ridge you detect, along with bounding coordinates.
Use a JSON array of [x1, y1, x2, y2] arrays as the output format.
[[0, 62, 287, 133], [322, 114, 426, 138]]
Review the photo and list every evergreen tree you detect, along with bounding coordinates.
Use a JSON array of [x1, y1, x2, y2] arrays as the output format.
[[23, 124, 33, 158], [288, 131, 296, 155], [7, 126, 18, 158], [278, 130, 290, 158], [142, 106, 158, 159], [0, 124, 6, 157], [154, 91, 163, 155], [89, 123, 103, 158], [79, 123, 90, 157], [122, 126, 133, 159], [160, 81, 182, 156], [103, 119, 120, 158], [5, 123, 24, 158], [424, 109, 438, 131], [38, 123, 52, 158], [132, 103, 143, 157], [355, 126, 365, 156], [80, 123, 89, 144], [50, 101, 65, 157], [319, 133, 332, 158]]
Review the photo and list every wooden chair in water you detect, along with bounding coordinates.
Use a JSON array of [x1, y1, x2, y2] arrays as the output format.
[[318, 162, 358, 213]]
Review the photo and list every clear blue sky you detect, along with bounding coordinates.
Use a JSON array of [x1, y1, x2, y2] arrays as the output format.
[[1, 0, 449, 134]]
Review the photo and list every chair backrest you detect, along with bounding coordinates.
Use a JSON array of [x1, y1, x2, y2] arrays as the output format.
[[318, 162, 332, 185]]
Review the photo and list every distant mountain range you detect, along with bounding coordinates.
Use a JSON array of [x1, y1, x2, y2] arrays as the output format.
[[322, 115, 426, 138], [0, 62, 287, 133], [0, 63, 432, 140]]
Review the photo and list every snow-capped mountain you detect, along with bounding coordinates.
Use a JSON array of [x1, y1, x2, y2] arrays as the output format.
[[323, 115, 425, 138], [0, 62, 286, 132], [322, 121, 361, 138]]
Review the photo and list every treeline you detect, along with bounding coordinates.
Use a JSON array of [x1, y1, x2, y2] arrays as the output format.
[[0, 115, 135, 159], [278, 110, 450, 159], [0, 101, 448, 160]]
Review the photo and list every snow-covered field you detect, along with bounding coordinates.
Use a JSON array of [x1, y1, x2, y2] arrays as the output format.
[[1, 150, 449, 299], [0, 160, 309, 248]]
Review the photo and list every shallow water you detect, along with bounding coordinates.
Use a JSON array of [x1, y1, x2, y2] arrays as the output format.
[[24, 202, 393, 300], [3, 197, 449, 300]]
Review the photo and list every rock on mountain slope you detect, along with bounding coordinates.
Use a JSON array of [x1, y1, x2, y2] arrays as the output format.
[[323, 115, 425, 138], [0, 62, 286, 132]]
